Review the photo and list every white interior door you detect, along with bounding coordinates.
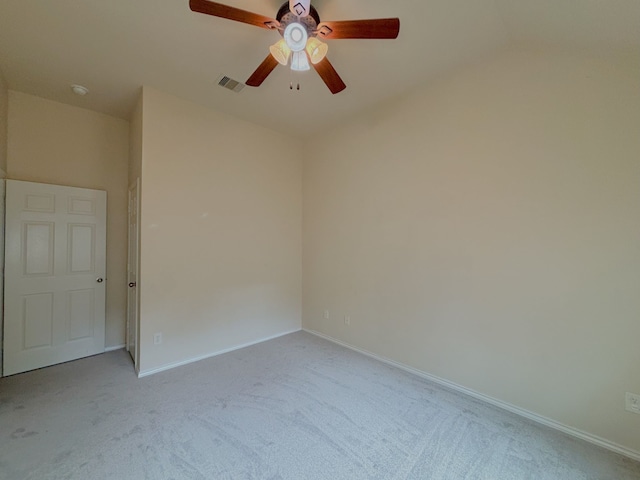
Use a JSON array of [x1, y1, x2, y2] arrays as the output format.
[[126, 179, 140, 369], [3, 180, 107, 376]]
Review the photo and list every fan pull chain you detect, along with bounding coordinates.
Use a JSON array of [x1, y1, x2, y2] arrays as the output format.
[[289, 71, 301, 92]]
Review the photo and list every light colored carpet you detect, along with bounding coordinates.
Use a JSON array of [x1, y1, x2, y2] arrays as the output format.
[[0, 331, 638, 480]]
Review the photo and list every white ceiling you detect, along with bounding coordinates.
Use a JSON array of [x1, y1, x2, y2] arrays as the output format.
[[0, 0, 638, 137]]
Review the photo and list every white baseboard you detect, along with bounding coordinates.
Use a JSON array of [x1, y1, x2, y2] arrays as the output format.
[[104, 344, 125, 352], [303, 328, 640, 462], [137, 328, 302, 379]]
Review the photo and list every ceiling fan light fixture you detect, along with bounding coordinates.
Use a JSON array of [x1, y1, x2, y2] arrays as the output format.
[[283, 22, 308, 52], [188, 1, 400, 94], [270, 39, 292, 66], [305, 37, 328, 64], [291, 51, 311, 72]]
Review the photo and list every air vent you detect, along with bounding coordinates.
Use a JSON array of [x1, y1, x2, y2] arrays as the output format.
[[217, 75, 245, 93]]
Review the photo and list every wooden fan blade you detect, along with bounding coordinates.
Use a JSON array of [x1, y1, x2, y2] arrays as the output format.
[[189, 0, 279, 30], [317, 18, 400, 39], [246, 55, 280, 87], [312, 57, 347, 94]]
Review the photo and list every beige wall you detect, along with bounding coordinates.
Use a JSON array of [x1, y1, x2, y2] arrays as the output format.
[[7, 91, 130, 348], [0, 69, 8, 174], [129, 92, 143, 186], [137, 87, 302, 375], [303, 50, 640, 453]]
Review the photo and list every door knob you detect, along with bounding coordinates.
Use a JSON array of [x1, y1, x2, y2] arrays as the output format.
[[96, 277, 104, 283], [128, 282, 136, 288]]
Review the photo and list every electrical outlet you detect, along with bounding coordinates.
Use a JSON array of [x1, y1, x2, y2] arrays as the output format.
[[626, 392, 640, 414], [154, 332, 162, 345], [324, 310, 330, 320], [344, 315, 351, 326]]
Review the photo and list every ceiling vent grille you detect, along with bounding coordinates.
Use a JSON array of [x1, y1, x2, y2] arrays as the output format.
[[217, 75, 245, 93]]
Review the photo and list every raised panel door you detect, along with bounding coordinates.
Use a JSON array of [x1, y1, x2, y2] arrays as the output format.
[[3, 180, 107, 376]]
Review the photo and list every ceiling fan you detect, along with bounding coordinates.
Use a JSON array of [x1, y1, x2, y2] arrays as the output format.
[[189, 0, 400, 94]]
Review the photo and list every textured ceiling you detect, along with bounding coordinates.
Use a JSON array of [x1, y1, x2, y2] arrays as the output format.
[[0, 0, 638, 137]]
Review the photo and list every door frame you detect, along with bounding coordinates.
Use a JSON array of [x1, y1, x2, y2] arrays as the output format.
[[126, 178, 141, 372], [0, 177, 5, 377]]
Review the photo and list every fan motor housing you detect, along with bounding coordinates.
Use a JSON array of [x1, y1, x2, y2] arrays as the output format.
[[276, 2, 320, 38]]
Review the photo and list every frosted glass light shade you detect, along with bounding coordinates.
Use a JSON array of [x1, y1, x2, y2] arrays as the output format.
[[270, 39, 291, 66], [289, 0, 311, 17], [305, 38, 328, 64], [284, 22, 308, 52], [291, 51, 310, 71]]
